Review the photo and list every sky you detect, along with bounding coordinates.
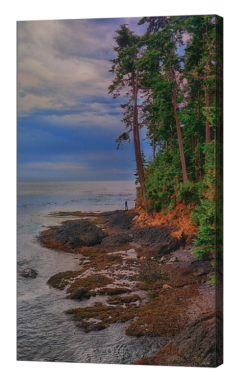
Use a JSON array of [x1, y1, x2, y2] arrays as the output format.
[[17, 17, 152, 182]]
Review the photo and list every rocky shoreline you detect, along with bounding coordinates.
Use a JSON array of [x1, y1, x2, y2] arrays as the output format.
[[39, 208, 222, 367]]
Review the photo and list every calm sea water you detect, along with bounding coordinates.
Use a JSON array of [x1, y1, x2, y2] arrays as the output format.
[[17, 181, 167, 363]]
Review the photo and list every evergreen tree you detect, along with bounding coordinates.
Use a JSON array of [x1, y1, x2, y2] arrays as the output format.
[[133, 148, 148, 185], [109, 25, 147, 204], [184, 15, 217, 144], [138, 16, 188, 182], [108, 16, 223, 259]]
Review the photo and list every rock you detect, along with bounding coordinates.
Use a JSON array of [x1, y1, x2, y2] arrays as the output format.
[[19, 268, 38, 279], [133, 226, 171, 245], [174, 313, 222, 366], [142, 312, 223, 367], [163, 284, 173, 289], [87, 323, 107, 332], [169, 256, 179, 263], [152, 239, 181, 256], [102, 210, 136, 230], [41, 219, 108, 249], [101, 233, 132, 246], [133, 215, 139, 221], [160, 257, 166, 263], [69, 288, 90, 300], [130, 242, 142, 249], [192, 262, 212, 277]]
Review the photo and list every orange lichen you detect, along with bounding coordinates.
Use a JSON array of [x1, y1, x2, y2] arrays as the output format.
[[136, 202, 197, 243], [171, 229, 184, 240]]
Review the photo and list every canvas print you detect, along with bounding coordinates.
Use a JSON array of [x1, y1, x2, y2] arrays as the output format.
[[17, 15, 223, 366]]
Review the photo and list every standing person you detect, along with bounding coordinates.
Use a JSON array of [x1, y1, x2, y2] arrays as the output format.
[[125, 201, 128, 210]]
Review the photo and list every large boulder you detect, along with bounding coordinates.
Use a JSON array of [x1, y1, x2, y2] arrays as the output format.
[[49, 219, 108, 248]]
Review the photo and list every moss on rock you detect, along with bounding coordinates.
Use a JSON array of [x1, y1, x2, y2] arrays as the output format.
[[66, 274, 114, 299]]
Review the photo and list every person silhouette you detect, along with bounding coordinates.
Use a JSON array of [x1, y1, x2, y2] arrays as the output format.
[[125, 201, 128, 210]]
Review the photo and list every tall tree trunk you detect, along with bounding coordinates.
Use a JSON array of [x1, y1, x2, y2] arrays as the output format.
[[169, 64, 188, 183], [132, 71, 147, 204], [205, 92, 211, 143]]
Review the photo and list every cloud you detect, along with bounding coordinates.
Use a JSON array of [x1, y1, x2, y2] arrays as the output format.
[[18, 21, 112, 117], [18, 55, 113, 117], [42, 109, 123, 130], [94, 168, 134, 174], [17, 18, 143, 119], [17, 17, 150, 181], [24, 162, 86, 170]]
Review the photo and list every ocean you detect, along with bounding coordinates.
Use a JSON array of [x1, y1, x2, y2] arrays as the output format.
[[17, 181, 166, 363]]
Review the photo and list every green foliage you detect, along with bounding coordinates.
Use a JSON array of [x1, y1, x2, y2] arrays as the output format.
[[178, 181, 199, 204], [108, 16, 223, 260], [144, 148, 182, 212], [115, 131, 131, 149], [191, 143, 216, 257], [208, 273, 217, 285]]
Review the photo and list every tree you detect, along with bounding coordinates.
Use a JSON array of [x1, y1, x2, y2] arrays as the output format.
[[109, 24, 147, 204], [134, 148, 148, 185], [138, 16, 188, 182], [184, 15, 217, 144]]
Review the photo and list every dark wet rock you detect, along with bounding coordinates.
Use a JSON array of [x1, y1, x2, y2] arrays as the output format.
[[41, 219, 108, 249], [69, 288, 90, 300], [99, 210, 121, 217], [190, 261, 213, 277], [102, 210, 136, 231], [151, 238, 181, 257], [87, 323, 107, 332], [19, 268, 38, 279], [132, 226, 171, 245], [98, 287, 132, 296], [101, 233, 132, 247]]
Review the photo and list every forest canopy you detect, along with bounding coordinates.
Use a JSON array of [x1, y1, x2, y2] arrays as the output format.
[[109, 15, 223, 260]]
